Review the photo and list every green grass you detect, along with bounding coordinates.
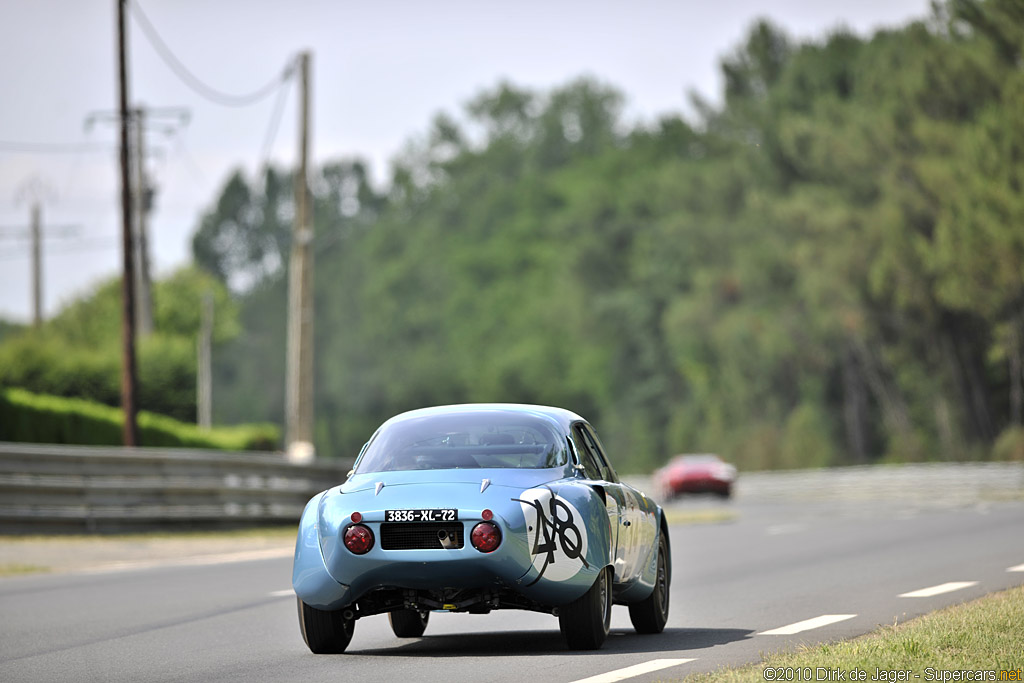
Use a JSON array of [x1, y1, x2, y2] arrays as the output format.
[[682, 585, 1024, 683], [664, 508, 738, 526], [0, 564, 51, 577]]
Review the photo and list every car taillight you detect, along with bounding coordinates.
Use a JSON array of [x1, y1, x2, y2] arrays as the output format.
[[470, 522, 501, 553], [350, 511, 363, 523], [344, 524, 374, 554]]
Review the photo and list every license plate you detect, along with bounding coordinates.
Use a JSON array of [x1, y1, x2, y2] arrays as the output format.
[[385, 509, 458, 523]]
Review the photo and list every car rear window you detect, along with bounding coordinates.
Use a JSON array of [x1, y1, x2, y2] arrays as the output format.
[[354, 411, 567, 473]]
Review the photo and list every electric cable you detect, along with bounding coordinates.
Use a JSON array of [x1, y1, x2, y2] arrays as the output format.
[[257, 71, 294, 172], [0, 237, 118, 261], [130, 0, 294, 107], [0, 141, 112, 154]]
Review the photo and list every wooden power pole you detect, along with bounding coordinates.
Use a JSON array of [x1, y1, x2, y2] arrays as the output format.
[[85, 104, 188, 341], [117, 0, 139, 446], [285, 51, 314, 463]]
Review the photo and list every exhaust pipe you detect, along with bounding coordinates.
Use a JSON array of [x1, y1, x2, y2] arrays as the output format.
[[438, 528, 457, 549]]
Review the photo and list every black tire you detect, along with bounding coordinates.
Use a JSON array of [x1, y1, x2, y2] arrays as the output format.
[[388, 608, 429, 637], [558, 566, 612, 650], [297, 598, 355, 654], [628, 533, 670, 634]]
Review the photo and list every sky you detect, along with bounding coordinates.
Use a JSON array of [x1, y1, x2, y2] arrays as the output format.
[[0, 0, 932, 324]]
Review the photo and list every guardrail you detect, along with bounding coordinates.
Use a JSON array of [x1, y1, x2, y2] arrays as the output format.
[[734, 461, 1024, 504], [624, 462, 1024, 505], [0, 442, 353, 533], [4, 444, 1020, 533]]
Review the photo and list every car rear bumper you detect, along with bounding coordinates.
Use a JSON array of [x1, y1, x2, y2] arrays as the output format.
[[670, 477, 731, 494], [292, 490, 603, 609]]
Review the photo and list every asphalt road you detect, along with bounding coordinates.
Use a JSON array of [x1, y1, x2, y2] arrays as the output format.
[[2, 498, 1022, 683]]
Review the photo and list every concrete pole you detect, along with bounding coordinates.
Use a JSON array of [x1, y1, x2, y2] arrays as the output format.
[[285, 51, 314, 463], [197, 291, 213, 429], [134, 107, 154, 337], [30, 203, 42, 328]]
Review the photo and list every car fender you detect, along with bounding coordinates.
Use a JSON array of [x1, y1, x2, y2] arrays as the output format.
[[617, 506, 669, 604], [511, 482, 613, 605], [292, 491, 351, 609]]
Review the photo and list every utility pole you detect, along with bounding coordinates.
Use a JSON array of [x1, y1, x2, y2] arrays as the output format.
[[133, 107, 154, 337], [285, 51, 314, 463], [197, 291, 213, 429], [6, 181, 77, 327], [84, 104, 188, 340], [30, 204, 42, 328], [117, 0, 139, 447]]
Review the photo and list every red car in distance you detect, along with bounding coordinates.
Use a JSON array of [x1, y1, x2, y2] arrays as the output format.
[[654, 454, 736, 500]]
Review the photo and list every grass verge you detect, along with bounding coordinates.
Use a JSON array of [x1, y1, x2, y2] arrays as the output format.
[[682, 585, 1024, 683], [0, 564, 51, 577], [664, 509, 738, 526]]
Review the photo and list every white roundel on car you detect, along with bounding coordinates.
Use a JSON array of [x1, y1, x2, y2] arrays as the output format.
[[516, 488, 590, 582]]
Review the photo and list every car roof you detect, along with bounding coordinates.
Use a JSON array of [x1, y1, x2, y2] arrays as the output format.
[[379, 403, 586, 433], [673, 453, 722, 463]]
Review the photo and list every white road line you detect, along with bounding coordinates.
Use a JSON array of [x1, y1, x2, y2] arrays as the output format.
[[899, 581, 978, 598], [1008, 563, 1024, 573], [269, 589, 294, 597], [759, 614, 857, 636], [568, 658, 696, 683]]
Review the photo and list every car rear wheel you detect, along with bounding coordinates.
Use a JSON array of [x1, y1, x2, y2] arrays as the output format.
[[297, 598, 355, 654], [388, 608, 429, 637], [628, 533, 670, 634], [558, 566, 612, 650]]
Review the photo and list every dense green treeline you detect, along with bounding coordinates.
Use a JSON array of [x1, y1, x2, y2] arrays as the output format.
[[193, 1, 1021, 470]]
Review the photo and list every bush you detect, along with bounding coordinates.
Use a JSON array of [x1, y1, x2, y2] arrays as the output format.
[[0, 387, 278, 451], [137, 335, 199, 422], [0, 266, 241, 423], [0, 332, 206, 423], [0, 335, 121, 407], [992, 427, 1024, 462], [731, 422, 783, 471], [781, 403, 837, 468]]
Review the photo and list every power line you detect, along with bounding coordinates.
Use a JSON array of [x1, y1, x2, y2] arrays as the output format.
[[130, 0, 294, 107], [171, 134, 210, 189], [0, 225, 81, 239], [0, 237, 115, 261], [0, 140, 114, 154], [258, 71, 294, 171]]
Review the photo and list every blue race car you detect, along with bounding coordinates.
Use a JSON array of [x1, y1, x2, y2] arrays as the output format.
[[292, 404, 670, 652]]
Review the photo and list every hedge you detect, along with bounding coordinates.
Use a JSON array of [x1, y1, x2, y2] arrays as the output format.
[[0, 387, 279, 451]]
